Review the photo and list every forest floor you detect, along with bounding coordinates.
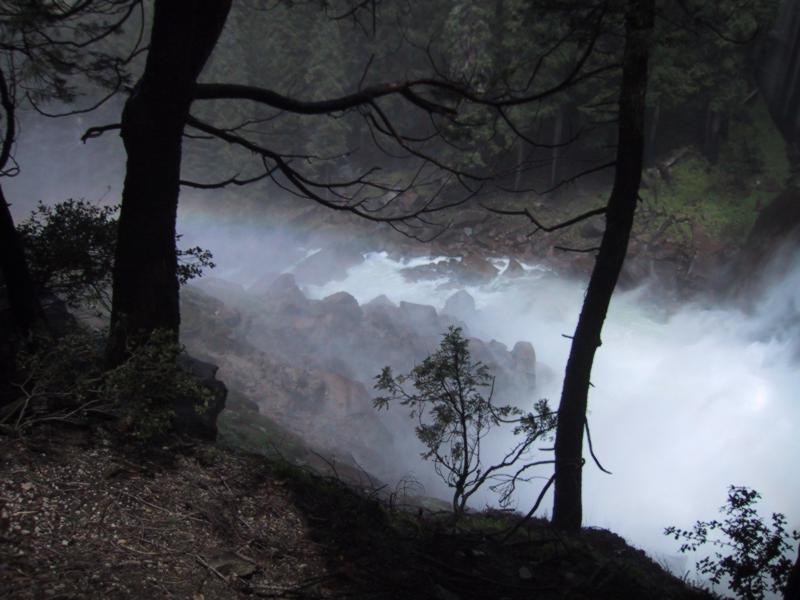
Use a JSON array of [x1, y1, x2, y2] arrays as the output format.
[[0, 423, 717, 600]]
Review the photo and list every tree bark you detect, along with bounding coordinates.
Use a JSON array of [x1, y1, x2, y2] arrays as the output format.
[[551, 0, 653, 534], [785, 543, 800, 600], [0, 186, 45, 338], [0, 66, 47, 403], [106, 0, 231, 366]]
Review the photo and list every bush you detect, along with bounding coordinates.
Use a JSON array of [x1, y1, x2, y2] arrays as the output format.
[[665, 486, 800, 600], [374, 326, 555, 517], [17, 200, 214, 313], [17, 200, 117, 311], [101, 329, 213, 440], [2, 327, 211, 442], [1, 329, 107, 431]]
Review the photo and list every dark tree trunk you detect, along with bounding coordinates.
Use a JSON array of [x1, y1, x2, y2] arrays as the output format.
[[786, 543, 800, 600], [0, 67, 46, 400], [106, 0, 231, 366], [0, 186, 45, 339], [551, 0, 653, 534]]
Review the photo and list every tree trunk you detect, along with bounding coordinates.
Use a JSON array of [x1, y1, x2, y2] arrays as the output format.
[[106, 0, 231, 366], [785, 543, 800, 600], [551, 0, 653, 534], [0, 185, 48, 404], [0, 186, 45, 338]]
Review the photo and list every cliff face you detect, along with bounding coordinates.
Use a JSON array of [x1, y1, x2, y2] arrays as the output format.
[[728, 185, 800, 299]]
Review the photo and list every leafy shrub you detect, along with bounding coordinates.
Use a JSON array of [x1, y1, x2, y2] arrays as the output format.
[[101, 329, 212, 441], [3, 327, 211, 441], [17, 200, 117, 311], [374, 326, 555, 516], [1, 329, 107, 431], [17, 200, 214, 312], [665, 486, 800, 600]]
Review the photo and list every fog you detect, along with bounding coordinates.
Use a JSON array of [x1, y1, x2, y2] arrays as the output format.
[[333, 251, 799, 562], [175, 204, 800, 586], [5, 109, 798, 594]]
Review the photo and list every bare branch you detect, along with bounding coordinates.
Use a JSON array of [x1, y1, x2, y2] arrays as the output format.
[[585, 417, 612, 474], [554, 245, 601, 253], [179, 169, 273, 190], [485, 204, 607, 235], [81, 122, 121, 143]]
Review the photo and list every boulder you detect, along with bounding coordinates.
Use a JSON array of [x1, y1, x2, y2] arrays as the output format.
[[511, 341, 536, 371], [487, 339, 513, 371], [174, 355, 227, 441], [501, 258, 526, 278], [400, 260, 453, 283], [261, 273, 310, 314], [442, 290, 477, 323], [320, 291, 363, 324], [399, 301, 440, 334], [364, 294, 396, 309], [290, 242, 364, 286], [511, 341, 537, 389], [459, 253, 499, 283]]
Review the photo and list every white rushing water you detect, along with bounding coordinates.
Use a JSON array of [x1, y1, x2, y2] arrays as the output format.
[[305, 250, 800, 585]]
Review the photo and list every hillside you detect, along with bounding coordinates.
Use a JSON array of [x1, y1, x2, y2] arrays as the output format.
[[0, 422, 715, 600]]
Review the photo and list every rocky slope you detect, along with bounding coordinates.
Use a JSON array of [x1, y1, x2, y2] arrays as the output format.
[[180, 270, 540, 482]]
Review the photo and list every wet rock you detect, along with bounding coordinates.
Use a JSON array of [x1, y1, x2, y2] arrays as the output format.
[[175, 355, 227, 441], [400, 260, 454, 283], [512, 341, 536, 371], [290, 242, 364, 286], [364, 294, 396, 309], [501, 258, 526, 278], [261, 273, 311, 315], [442, 290, 477, 323], [487, 339, 509, 355], [181, 288, 245, 352], [320, 291, 362, 324], [399, 301, 440, 335], [511, 341, 537, 390], [460, 253, 499, 284]]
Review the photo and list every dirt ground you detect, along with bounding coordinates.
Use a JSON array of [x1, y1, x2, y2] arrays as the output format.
[[0, 423, 716, 600], [0, 426, 332, 599]]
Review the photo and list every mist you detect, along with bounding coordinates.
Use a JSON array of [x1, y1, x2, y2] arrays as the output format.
[[5, 91, 799, 591], [173, 202, 800, 584]]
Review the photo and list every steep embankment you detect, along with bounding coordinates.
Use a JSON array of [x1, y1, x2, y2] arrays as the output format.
[[0, 425, 715, 600]]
